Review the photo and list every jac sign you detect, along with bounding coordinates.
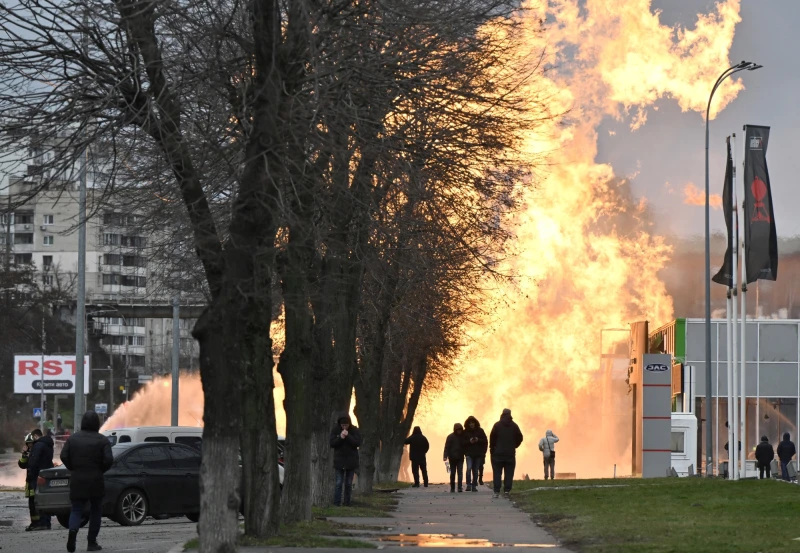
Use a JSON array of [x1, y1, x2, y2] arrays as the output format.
[[645, 363, 669, 372], [14, 355, 91, 395]]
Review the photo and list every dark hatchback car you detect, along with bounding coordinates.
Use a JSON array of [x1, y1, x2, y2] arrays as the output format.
[[36, 442, 201, 527]]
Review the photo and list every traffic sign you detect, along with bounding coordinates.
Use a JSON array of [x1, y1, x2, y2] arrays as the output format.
[[33, 407, 42, 418], [95, 403, 108, 415]]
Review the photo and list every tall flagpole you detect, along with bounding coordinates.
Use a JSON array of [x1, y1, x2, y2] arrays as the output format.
[[726, 288, 733, 477], [731, 133, 740, 481], [737, 132, 748, 477]]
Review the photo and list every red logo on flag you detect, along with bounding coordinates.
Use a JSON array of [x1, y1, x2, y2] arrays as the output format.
[[751, 176, 771, 222]]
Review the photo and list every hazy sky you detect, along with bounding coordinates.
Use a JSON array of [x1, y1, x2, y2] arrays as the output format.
[[595, 0, 798, 238]]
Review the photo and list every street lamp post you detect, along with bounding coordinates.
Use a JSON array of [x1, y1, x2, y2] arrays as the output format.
[[704, 60, 762, 476]]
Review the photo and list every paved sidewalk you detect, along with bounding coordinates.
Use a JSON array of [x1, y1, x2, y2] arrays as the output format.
[[324, 482, 572, 550]]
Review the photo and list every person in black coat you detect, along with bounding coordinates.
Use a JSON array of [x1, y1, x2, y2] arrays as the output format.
[[61, 411, 113, 553], [26, 429, 54, 530], [754, 435, 775, 479], [330, 414, 362, 506], [489, 408, 523, 497], [462, 416, 488, 492], [404, 426, 430, 488], [776, 432, 797, 482], [443, 423, 465, 492]]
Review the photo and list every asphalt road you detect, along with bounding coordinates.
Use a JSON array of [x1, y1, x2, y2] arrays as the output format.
[[0, 490, 196, 553]]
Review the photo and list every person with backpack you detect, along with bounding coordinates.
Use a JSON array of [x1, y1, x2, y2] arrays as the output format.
[[443, 423, 465, 492], [538, 429, 559, 480], [462, 416, 488, 492], [776, 432, 797, 482], [404, 426, 430, 488], [755, 435, 775, 479]]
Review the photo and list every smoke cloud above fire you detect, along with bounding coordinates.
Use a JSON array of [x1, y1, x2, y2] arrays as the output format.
[[414, 0, 743, 480]]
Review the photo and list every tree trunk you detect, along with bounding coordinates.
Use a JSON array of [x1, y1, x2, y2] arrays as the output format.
[[278, 227, 315, 523], [194, 308, 241, 553]]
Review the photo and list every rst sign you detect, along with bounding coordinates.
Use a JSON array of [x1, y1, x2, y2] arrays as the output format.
[[14, 355, 91, 395]]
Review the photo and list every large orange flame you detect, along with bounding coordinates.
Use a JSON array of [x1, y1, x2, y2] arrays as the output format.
[[415, 0, 742, 481]]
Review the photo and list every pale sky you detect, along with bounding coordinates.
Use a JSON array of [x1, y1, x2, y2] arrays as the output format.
[[596, 0, 799, 238]]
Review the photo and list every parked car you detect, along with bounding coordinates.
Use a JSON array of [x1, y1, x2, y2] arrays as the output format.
[[36, 442, 201, 527], [103, 426, 285, 485]]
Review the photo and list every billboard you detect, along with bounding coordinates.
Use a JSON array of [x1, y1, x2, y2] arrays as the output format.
[[14, 355, 91, 394]]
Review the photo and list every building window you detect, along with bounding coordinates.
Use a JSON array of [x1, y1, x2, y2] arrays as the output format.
[[102, 273, 121, 285], [103, 233, 120, 246], [0, 214, 13, 225], [120, 235, 146, 248], [129, 355, 146, 367], [103, 254, 121, 265], [127, 318, 145, 327], [670, 432, 685, 453], [120, 275, 147, 288], [43, 235, 54, 246], [14, 253, 32, 265], [103, 212, 142, 226], [104, 335, 126, 346], [14, 233, 33, 244], [128, 335, 145, 346], [123, 255, 147, 267], [42, 214, 54, 225], [15, 212, 33, 225], [42, 255, 53, 269], [43, 274, 54, 286]]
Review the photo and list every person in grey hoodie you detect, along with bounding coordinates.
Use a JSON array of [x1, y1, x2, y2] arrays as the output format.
[[538, 430, 559, 480]]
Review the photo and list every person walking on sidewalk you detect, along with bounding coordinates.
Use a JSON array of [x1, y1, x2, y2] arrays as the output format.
[[404, 426, 430, 488], [489, 408, 523, 498], [777, 432, 797, 482], [60, 411, 113, 552], [755, 435, 775, 479], [444, 423, 465, 492], [462, 416, 488, 492], [330, 414, 362, 506], [22, 429, 54, 530], [538, 429, 559, 480]]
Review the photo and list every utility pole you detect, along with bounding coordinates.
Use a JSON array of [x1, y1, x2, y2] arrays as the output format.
[[5, 193, 11, 307], [40, 311, 46, 432], [73, 9, 89, 431], [171, 295, 179, 426]]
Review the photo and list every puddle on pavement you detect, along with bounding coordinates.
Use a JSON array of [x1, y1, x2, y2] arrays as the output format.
[[378, 533, 558, 547]]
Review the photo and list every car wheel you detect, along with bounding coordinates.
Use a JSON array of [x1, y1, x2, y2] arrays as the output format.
[[116, 489, 148, 526], [56, 513, 90, 529], [186, 513, 199, 523]]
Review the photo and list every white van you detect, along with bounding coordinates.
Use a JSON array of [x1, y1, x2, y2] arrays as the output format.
[[102, 426, 285, 485], [102, 426, 203, 450]]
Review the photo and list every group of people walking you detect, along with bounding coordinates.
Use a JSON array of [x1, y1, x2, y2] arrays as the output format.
[[755, 432, 797, 480], [406, 409, 537, 498], [18, 411, 114, 552]]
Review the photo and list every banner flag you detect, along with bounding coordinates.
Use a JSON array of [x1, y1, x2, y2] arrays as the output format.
[[742, 125, 778, 283]]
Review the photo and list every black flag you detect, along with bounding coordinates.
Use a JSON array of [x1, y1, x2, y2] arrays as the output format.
[[743, 125, 778, 283], [712, 138, 734, 287]]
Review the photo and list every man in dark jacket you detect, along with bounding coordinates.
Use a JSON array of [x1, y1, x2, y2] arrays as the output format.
[[462, 416, 488, 492], [404, 427, 430, 488], [61, 411, 113, 553], [776, 432, 797, 482], [443, 423, 465, 492], [489, 408, 523, 498], [24, 429, 54, 530], [330, 414, 362, 506], [755, 435, 775, 479]]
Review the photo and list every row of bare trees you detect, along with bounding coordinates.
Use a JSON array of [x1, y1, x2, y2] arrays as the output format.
[[0, 0, 555, 550]]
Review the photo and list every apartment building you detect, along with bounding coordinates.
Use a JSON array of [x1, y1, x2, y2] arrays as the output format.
[[1, 150, 199, 375]]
